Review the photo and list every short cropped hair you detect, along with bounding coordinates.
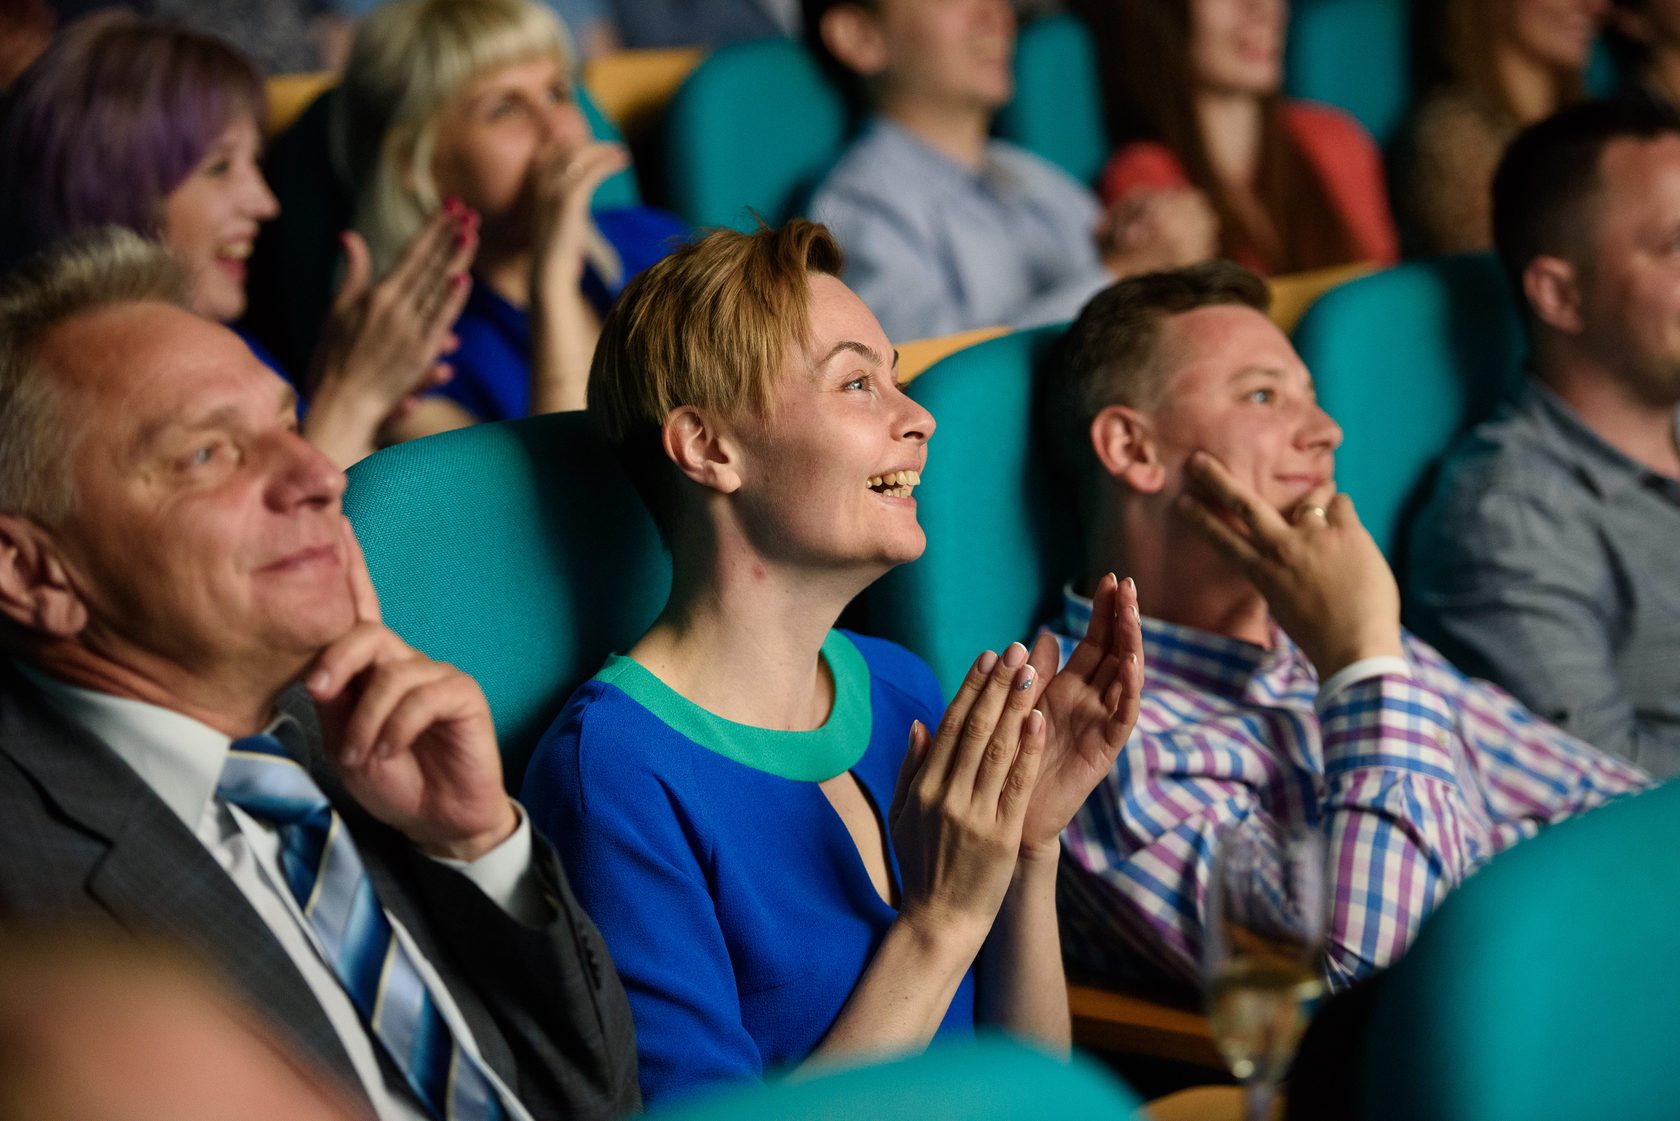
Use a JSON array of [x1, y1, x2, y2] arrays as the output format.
[[1038, 260, 1270, 506], [1493, 99, 1680, 312], [335, 0, 572, 278], [589, 219, 844, 533], [0, 13, 265, 270], [0, 227, 191, 524]]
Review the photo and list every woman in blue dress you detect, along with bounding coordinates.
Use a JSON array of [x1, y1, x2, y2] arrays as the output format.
[[522, 218, 1144, 1107], [336, 0, 687, 439]]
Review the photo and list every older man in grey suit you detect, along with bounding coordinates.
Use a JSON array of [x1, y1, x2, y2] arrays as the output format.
[[0, 228, 639, 1121]]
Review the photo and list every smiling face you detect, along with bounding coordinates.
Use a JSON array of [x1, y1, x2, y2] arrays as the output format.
[[1142, 303, 1341, 514], [1574, 133, 1680, 405], [870, 0, 1016, 114], [1190, 0, 1287, 98], [726, 273, 936, 577], [159, 112, 279, 323], [429, 54, 589, 250], [36, 301, 352, 699]]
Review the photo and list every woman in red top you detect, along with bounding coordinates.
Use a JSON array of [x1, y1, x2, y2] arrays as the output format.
[[1075, 0, 1398, 275]]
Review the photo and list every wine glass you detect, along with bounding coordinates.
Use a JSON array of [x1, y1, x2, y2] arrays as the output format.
[[1202, 821, 1328, 1121]]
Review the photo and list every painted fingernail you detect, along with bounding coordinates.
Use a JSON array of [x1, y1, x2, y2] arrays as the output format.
[[1002, 641, 1027, 669], [977, 650, 999, 675], [1026, 709, 1045, 735], [443, 196, 462, 214], [1016, 664, 1035, 690]]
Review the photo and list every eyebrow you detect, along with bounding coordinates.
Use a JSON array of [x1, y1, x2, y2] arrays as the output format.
[[814, 340, 899, 373], [130, 387, 298, 459]]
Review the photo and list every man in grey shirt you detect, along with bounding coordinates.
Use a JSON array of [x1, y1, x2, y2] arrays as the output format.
[[802, 0, 1216, 342], [1408, 101, 1680, 776]]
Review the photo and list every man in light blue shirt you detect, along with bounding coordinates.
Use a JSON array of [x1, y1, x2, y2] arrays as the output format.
[[804, 0, 1216, 341]]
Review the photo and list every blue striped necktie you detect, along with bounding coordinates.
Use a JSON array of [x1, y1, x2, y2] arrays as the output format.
[[218, 734, 508, 1121]]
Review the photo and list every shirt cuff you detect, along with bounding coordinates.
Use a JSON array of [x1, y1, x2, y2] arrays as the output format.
[[1317, 656, 1412, 704], [431, 801, 545, 923]]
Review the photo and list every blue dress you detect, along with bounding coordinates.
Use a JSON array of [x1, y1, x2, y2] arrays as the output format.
[[521, 630, 976, 1106], [438, 204, 688, 422]]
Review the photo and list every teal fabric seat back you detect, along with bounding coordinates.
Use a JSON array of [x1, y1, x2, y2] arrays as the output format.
[[862, 326, 1078, 699], [1283, 0, 1410, 148], [658, 39, 849, 230], [342, 412, 670, 784], [645, 1036, 1139, 1120], [994, 13, 1106, 186], [1290, 253, 1523, 563], [1356, 779, 1680, 1121]]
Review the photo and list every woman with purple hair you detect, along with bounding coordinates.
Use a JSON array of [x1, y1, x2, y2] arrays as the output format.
[[0, 13, 474, 467]]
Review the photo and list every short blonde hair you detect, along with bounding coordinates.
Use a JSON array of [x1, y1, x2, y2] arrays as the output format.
[[589, 219, 844, 530], [334, 0, 572, 277], [0, 226, 190, 524]]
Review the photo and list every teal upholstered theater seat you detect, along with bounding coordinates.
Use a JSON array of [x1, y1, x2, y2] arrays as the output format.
[[657, 38, 849, 230], [1290, 252, 1524, 564], [994, 13, 1107, 186], [863, 325, 1078, 699], [1284, 0, 1411, 149], [644, 1036, 1139, 1121], [1355, 778, 1680, 1121], [343, 411, 670, 784]]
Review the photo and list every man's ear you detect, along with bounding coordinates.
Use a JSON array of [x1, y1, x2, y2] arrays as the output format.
[[1090, 404, 1165, 493], [1523, 255, 1584, 335], [820, 3, 890, 77], [0, 515, 87, 638], [662, 406, 743, 495]]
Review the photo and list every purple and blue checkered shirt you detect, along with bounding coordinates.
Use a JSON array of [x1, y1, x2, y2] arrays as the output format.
[[1047, 586, 1649, 990]]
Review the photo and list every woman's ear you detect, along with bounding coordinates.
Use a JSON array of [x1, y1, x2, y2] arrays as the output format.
[[1523, 255, 1584, 335], [662, 406, 743, 494], [820, 2, 890, 77], [1090, 404, 1166, 494], [0, 516, 87, 638]]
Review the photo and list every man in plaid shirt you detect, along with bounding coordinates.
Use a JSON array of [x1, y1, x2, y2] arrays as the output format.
[[1036, 261, 1649, 991]]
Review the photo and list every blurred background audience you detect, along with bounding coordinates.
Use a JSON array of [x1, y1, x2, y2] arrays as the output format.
[[0, 12, 474, 465], [1076, 0, 1397, 276], [1395, 0, 1606, 255]]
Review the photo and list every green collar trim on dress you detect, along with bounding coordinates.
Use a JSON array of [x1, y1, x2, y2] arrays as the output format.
[[594, 630, 872, 781]]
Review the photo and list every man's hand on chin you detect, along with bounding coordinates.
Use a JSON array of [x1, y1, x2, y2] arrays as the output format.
[[1176, 452, 1403, 677], [304, 516, 516, 862]]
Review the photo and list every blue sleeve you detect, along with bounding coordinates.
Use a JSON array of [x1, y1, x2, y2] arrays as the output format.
[[521, 690, 764, 1106]]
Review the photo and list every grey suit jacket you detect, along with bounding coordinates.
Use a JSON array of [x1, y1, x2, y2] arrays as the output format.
[[0, 663, 640, 1121]]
